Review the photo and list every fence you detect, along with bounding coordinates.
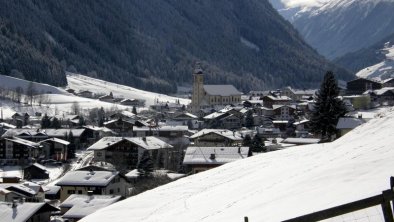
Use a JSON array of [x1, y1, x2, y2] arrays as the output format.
[[245, 177, 394, 222]]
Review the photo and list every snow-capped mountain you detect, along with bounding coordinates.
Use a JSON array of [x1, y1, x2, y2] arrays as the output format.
[[356, 42, 394, 81], [270, 0, 394, 59], [81, 107, 394, 222]]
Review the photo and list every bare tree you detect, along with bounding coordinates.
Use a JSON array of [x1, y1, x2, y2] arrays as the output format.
[[71, 101, 80, 115], [26, 81, 36, 105], [15, 87, 24, 103]]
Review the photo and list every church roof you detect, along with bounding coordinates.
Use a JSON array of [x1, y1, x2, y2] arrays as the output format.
[[203, 85, 242, 96]]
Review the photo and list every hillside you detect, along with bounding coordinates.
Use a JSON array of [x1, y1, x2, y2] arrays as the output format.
[[81, 108, 394, 222], [336, 33, 394, 73], [270, 0, 394, 59], [0, 0, 351, 93]]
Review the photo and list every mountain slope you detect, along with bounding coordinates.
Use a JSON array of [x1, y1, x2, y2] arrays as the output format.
[[81, 108, 394, 222], [0, 0, 352, 93], [335, 32, 394, 73], [271, 0, 394, 59]]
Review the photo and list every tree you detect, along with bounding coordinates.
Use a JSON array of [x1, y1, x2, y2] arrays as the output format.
[[67, 131, 76, 159], [71, 101, 80, 115], [132, 106, 137, 115], [41, 114, 51, 128], [245, 110, 254, 128], [137, 150, 154, 177], [26, 81, 36, 105], [285, 118, 296, 137], [250, 134, 265, 153], [51, 117, 61, 129], [310, 71, 347, 141]]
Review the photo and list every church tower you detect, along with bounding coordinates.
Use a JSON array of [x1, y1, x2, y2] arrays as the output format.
[[191, 63, 204, 114]]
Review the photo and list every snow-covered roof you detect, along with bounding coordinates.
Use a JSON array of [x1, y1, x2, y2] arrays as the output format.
[[1, 129, 85, 138], [336, 117, 365, 129], [27, 163, 48, 172], [0, 183, 38, 196], [0, 122, 16, 129], [281, 138, 320, 145], [174, 112, 198, 119], [84, 125, 116, 134], [272, 104, 296, 110], [293, 119, 310, 125], [373, 87, 394, 96], [56, 171, 119, 187], [87, 137, 173, 151], [40, 137, 70, 146], [61, 194, 121, 219], [203, 85, 242, 96], [263, 95, 292, 101], [125, 169, 140, 179], [81, 109, 394, 222], [5, 137, 41, 148], [190, 129, 243, 141], [0, 202, 58, 222], [183, 146, 249, 165], [44, 185, 61, 195]]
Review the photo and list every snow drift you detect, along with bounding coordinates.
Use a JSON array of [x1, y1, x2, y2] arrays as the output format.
[[82, 108, 394, 221]]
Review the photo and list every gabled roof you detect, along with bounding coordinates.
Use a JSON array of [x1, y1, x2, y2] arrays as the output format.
[[0, 122, 16, 129], [336, 117, 365, 129], [281, 138, 320, 145], [40, 137, 70, 146], [25, 163, 48, 173], [5, 137, 41, 148], [87, 136, 173, 151], [263, 95, 292, 101], [174, 112, 198, 119], [272, 105, 296, 110], [203, 85, 242, 96], [190, 129, 243, 141], [183, 146, 249, 165], [203, 112, 228, 120], [1, 129, 86, 138], [56, 171, 119, 187], [372, 87, 394, 96], [0, 202, 58, 222], [60, 194, 121, 219]]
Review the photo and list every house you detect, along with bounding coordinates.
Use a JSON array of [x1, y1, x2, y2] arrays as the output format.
[[168, 112, 198, 127], [183, 146, 249, 174], [0, 122, 16, 136], [342, 95, 371, 110], [382, 78, 394, 87], [83, 125, 117, 143], [0, 181, 47, 202], [109, 110, 136, 121], [0, 137, 42, 165], [39, 137, 69, 161], [98, 93, 114, 102], [87, 136, 173, 170], [44, 186, 61, 200], [23, 163, 49, 180], [366, 87, 394, 105], [120, 98, 140, 106], [336, 117, 365, 137], [203, 111, 242, 129], [272, 105, 296, 120], [256, 126, 281, 138], [0, 201, 59, 222], [346, 78, 382, 95], [261, 93, 292, 108], [293, 119, 311, 137], [77, 90, 93, 98], [281, 87, 316, 101], [60, 194, 121, 222], [1, 129, 88, 149], [103, 118, 134, 136], [191, 66, 242, 114], [56, 170, 130, 201], [189, 129, 243, 147]]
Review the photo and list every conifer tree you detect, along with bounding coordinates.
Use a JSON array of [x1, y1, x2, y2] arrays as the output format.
[[310, 71, 346, 141], [41, 114, 51, 128], [245, 111, 254, 128]]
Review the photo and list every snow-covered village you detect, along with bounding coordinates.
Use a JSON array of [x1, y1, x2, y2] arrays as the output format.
[[1, 1, 394, 222]]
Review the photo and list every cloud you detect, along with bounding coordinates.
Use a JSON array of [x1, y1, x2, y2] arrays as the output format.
[[281, 0, 331, 8]]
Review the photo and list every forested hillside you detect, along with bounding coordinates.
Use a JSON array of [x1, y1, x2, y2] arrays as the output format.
[[0, 0, 352, 93], [335, 33, 394, 73]]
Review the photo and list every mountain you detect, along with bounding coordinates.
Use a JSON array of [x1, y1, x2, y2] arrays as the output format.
[[270, 0, 394, 59], [81, 108, 394, 222], [0, 0, 351, 94], [335, 32, 394, 74]]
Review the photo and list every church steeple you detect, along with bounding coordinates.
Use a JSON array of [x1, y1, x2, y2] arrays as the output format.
[[191, 62, 204, 114]]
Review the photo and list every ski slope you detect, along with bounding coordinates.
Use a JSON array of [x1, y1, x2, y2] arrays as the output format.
[[0, 75, 67, 95], [356, 43, 394, 81], [66, 74, 190, 106], [82, 108, 394, 222]]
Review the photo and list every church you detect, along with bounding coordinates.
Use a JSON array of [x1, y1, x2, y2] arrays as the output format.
[[191, 65, 242, 114]]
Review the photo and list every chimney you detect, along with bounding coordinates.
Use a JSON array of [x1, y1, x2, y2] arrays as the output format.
[[210, 153, 216, 160], [12, 199, 18, 208]]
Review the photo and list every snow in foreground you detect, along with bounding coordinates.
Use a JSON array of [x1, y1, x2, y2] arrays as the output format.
[[82, 108, 394, 222], [66, 73, 190, 106]]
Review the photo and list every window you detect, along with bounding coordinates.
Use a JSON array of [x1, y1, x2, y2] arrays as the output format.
[[109, 189, 114, 194], [117, 188, 120, 193], [67, 190, 75, 194], [78, 190, 83, 194], [96, 152, 102, 157]]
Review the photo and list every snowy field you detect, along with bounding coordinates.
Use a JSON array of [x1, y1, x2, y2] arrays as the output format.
[[66, 73, 190, 107], [0, 75, 67, 95], [83, 108, 394, 222], [356, 43, 394, 81]]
